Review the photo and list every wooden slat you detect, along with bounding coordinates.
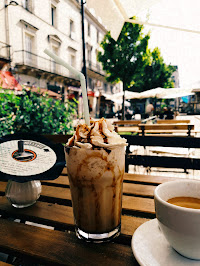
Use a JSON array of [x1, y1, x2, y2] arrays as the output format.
[[122, 135, 200, 148], [138, 124, 194, 130], [0, 218, 137, 265], [126, 154, 200, 170], [156, 119, 190, 124], [123, 182, 155, 197], [61, 167, 67, 175], [0, 262, 12, 266], [117, 128, 196, 135], [117, 127, 139, 133], [124, 173, 181, 185], [0, 196, 150, 239], [138, 130, 193, 133], [42, 176, 69, 186], [123, 195, 154, 214], [0, 196, 74, 228], [113, 120, 141, 126]]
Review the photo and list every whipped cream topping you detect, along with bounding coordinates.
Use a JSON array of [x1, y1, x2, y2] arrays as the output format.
[[67, 118, 127, 149]]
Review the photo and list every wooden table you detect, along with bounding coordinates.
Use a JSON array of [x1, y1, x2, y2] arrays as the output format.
[[0, 171, 183, 265]]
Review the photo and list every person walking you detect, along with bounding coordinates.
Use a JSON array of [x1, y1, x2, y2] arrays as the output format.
[[145, 101, 154, 118]]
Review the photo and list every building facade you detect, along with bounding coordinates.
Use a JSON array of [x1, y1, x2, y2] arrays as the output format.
[[0, 0, 122, 118]]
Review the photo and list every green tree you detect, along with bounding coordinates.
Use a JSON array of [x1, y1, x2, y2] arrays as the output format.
[[132, 47, 176, 92], [98, 19, 150, 119], [0, 89, 77, 137]]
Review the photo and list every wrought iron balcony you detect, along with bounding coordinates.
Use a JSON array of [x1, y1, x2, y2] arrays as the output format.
[[13, 50, 78, 80]]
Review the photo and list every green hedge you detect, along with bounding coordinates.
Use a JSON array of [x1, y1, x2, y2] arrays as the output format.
[[0, 89, 77, 137]]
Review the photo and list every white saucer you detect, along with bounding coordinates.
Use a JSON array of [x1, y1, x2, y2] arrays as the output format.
[[131, 219, 200, 266]]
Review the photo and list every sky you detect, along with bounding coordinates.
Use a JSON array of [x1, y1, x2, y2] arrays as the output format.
[[139, 0, 200, 88]]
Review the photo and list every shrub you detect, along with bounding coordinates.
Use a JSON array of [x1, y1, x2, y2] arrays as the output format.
[[0, 89, 77, 136]]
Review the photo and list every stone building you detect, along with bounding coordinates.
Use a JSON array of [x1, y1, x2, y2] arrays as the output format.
[[0, 0, 122, 118]]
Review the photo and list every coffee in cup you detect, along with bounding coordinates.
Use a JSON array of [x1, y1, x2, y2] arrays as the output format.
[[167, 196, 200, 209]]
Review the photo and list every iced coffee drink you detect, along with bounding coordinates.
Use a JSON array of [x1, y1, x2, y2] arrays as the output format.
[[65, 118, 127, 242]]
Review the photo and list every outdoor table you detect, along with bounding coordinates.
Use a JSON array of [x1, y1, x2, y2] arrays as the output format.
[[0, 170, 184, 265]]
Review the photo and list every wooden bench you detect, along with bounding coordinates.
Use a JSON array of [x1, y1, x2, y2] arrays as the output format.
[[156, 119, 190, 124], [123, 134, 200, 173], [138, 124, 195, 136]]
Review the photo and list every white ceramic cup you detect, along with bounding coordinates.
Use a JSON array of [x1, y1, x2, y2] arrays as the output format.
[[154, 180, 200, 260]]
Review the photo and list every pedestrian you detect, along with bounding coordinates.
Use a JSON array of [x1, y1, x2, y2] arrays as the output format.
[[145, 101, 154, 118]]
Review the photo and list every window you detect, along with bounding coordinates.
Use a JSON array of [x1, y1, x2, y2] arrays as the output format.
[[95, 49, 100, 71], [87, 46, 92, 66], [70, 54, 76, 68], [51, 5, 56, 26], [88, 22, 91, 37], [22, 0, 32, 12], [25, 33, 33, 65], [96, 30, 99, 43], [70, 20, 75, 39]]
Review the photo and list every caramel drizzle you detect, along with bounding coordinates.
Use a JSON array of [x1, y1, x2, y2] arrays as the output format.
[[69, 118, 112, 147]]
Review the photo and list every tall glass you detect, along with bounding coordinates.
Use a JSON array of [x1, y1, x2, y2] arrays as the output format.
[[65, 146, 125, 242]]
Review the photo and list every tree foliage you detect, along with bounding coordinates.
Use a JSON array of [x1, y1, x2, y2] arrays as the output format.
[[98, 19, 150, 91], [0, 89, 77, 137], [131, 47, 176, 92], [98, 19, 175, 93]]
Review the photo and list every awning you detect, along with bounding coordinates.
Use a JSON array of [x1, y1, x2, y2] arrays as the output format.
[[0, 71, 22, 91]]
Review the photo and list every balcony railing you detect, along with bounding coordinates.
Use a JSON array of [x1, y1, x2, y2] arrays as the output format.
[[0, 41, 11, 61], [13, 50, 77, 79], [86, 60, 105, 76]]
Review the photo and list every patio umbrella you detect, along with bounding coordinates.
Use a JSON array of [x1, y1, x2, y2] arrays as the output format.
[[137, 87, 166, 99], [86, 0, 159, 40], [156, 87, 195, 99], [102, 90, 140, 100], [86, 0, 200, 41]]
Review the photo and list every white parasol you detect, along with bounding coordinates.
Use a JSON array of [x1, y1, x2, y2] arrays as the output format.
[[86, 0, 200, 41], [156, 87, 195, 99]]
